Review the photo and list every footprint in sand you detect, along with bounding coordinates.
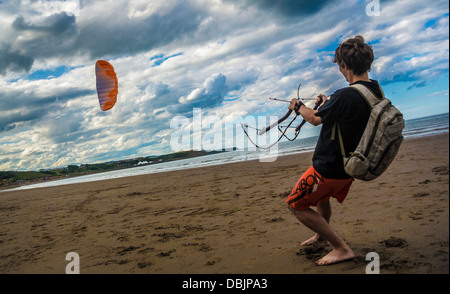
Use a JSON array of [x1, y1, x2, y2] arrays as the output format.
[[296, 246, 327, 260], [432, 165, 448, 175], [380, 237, 408, 248], [137, 261, 152, 269], [205, 257, 222, 266], [116, 245, 140, 256], [157, 249, 176, 257]]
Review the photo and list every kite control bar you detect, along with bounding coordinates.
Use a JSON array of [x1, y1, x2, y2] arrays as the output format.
[[241, 83, 325, 150], [268, 97, 317, 103], [259, 108, 294, 135]]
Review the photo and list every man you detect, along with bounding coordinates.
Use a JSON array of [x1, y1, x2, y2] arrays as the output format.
[[286, 35, 382, 265]]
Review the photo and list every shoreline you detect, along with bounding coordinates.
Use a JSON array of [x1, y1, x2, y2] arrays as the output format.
[[0, 150, 229, 191], [0, 133, 448, 274], [2, 132, 447, 193]]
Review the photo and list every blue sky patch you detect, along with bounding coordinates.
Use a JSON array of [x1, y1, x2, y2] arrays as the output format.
[[151, 52, 183, 67], [317, 38, 341, 53], [27, 66, 72, 80], [425, 13, 448, 29]]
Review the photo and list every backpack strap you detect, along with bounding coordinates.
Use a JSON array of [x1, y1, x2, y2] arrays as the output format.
[[349, 83, 384, 108], [331, 121, 346, 158], [331, 83, 385, 158]]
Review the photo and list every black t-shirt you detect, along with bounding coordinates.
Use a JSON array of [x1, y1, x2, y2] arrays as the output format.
[[312, 80, 382, 179]]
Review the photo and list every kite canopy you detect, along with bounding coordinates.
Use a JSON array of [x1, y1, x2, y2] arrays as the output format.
[[95, 60, 118, 111]]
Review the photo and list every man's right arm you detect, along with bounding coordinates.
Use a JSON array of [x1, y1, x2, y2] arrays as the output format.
[[289, 95, 326, 126]]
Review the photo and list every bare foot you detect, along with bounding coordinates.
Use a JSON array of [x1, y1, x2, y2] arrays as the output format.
[[300, 234, 330, 246], [316, 248, 355, 265]]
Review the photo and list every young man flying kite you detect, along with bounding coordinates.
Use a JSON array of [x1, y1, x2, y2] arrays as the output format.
[[286, 35, 381, 265]]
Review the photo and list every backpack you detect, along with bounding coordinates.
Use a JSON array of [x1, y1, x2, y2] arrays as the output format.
[[331, 83, 405, 181]]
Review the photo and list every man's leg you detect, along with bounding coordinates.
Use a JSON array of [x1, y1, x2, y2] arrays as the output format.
[[300, 200, 331, 246], [317, 200, 331, 223], [288, 205, 354, 265]]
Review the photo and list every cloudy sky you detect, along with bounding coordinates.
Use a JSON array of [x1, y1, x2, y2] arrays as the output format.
[[0, 0, 448, 171]]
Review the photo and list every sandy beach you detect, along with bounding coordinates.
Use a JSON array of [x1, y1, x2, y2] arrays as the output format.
[[0, 133, 448, 274]]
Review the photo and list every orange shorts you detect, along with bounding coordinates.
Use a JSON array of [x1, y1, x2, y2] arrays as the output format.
[[286, 166, 354, 210]]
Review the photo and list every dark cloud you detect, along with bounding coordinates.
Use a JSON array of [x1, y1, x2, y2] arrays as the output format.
[[0, 0, 335, 76], [1, 3, 206, 74], [0, 87, 93, 132], [0, 12, 78, 75], [0, 108, 43, 132], [12, 12, 76, 34], [0, 88, 93, 112], [224, 0, 334, 17], [75, 2, 204, 59], [0, 44, 34, 74], [12, 13, 77, 60]]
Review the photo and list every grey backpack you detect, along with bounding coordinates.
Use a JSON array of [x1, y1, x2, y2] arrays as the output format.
[[332, 83, 405, 181]]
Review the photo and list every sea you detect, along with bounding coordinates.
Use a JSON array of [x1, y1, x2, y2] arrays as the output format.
[[4, 112, 449, 191]]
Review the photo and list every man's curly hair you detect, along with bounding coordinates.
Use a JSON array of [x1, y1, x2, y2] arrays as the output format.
[[333, 35, 374, 75]]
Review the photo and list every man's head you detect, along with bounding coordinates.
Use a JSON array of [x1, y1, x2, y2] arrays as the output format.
[[333, 35, 374, 76]]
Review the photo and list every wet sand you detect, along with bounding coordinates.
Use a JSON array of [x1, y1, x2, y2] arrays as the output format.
[[0, 134, 448, 274]]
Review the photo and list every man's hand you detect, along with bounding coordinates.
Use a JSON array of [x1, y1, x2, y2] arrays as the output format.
[[289, 99, 304, 115], [316, 94, 327, 107], [288, 98, 323, 126]]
